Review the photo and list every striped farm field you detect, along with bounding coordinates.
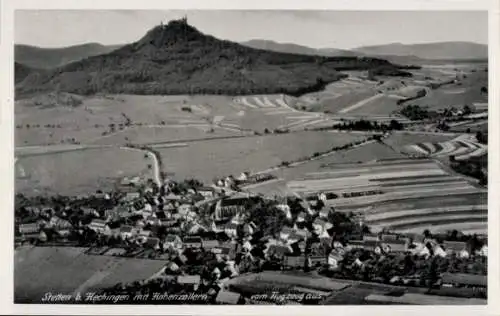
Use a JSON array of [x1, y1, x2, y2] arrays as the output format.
[[404, 134, 487, 160], [286, 159, 487, 234]]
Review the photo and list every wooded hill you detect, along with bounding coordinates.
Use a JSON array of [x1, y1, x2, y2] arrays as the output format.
[[15, 19, 398, 98]]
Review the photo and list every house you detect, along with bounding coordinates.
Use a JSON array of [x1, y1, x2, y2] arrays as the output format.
[[242, 222, 257, 236], [380, 233, 400, 242], [279, 226, 294, 241], [309, 255, 327, 267], [347, 240, 365, 250], [166, 261, 180, 273], [312, 218, 333, 235], [283, 255, 306, 269], [138, 229, 152, 238], [328, 251, 344, 269], [380, 240, 408, 253], [443, 241, 468, 255], [124, 192, 141, 202], [433, 244, 447, 258], [178, 204, 193, 216], [183, 236, 203, 249], [296, 212, 307, 223], [216, 290, 242, 305], [185, 222, 206, 235], [202, 239, 220, 250], [164, 234, 183, 249], [49, 216, 72, 230], [276, 203, 292, 220], [144, 237, 161, 250], [146, 216, 161, 226], [477, 244, 488, 257], [363, 233, 380, 242], [299, 201, 315, 216], [88, 219, 110, 234], [197, 187, 216, 199], [119, 225, 136, 239], [224, 222, 239, 239], [441, 272, 487, 288], [161, 219, 178, 227], [18, 223, 40, 235], [265, 244, 293, 258], [318, 206, 332, 219], [177, 275, 201, 291]]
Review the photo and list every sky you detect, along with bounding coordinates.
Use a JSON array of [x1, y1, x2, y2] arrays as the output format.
[[14, 10, 488, 49]]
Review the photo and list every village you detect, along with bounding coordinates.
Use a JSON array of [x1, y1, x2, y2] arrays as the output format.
[[14, 169, 488, 305]]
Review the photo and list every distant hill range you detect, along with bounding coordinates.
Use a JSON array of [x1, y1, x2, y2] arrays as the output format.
[[353, 41, 487, 60], [15, 43, 123, 69], [15, 19, 395, 98], [241, 40, 488, 63]]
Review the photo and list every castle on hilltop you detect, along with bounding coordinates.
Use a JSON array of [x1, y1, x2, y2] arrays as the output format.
[[160, 15, 188, 28]]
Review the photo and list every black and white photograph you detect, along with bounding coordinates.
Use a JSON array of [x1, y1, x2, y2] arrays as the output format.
[[4, 2, 496, 311]]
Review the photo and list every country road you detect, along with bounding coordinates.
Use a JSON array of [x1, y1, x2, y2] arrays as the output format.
[[120, 146, 162, 187]]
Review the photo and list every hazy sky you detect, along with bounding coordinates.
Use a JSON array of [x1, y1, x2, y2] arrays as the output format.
[[15, 10, 488, 49]]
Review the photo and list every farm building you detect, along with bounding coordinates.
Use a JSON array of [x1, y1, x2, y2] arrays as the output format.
[[441, 272, 487, 289]]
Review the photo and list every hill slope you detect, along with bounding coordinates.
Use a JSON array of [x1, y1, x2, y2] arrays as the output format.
[[353, 41, 487, 60], [15, 43, 123, 69], [15, 19, 394, 98]]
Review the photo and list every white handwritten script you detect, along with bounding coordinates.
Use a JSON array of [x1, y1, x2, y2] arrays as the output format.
[[40, 292, 209, 304]]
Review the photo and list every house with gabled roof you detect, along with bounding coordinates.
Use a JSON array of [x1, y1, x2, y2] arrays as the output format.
[[88, 219, 110, 234], [164, 234, 183, 249]]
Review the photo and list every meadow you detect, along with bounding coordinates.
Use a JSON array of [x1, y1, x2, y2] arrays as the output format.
[[155, 131, 365, 184], [15, 147, 154, 196]]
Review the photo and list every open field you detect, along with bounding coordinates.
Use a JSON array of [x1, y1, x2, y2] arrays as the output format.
[[15, 147, 154, 196], [285, 159, 486, 234], [243, 141, 407, 196], [16, 93, 344, 146], [156, 131, 365, 184], [14, 246, 167, 303]]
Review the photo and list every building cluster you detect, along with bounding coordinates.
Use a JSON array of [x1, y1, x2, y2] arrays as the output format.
[[14, 174, 488, 303]]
